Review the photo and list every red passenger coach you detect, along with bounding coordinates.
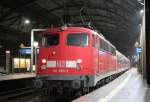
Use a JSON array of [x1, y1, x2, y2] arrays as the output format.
[[35, 26, 130, 90]]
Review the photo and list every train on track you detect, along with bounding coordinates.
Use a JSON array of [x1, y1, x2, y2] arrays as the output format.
[[34, 25, 130, 94]]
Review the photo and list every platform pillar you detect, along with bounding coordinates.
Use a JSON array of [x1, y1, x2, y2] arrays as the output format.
[[5, 50, 11, 73]]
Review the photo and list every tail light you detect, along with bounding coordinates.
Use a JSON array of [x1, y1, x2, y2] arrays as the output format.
[[41, 65, 46, 69], [76, 65, 81, 70], [76, 59, 82, 70], [41, 59, 47, 69]]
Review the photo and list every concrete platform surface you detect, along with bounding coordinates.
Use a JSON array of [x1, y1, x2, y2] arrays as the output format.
[[0, 73, 35, 81], [72, 68, 149, 102]]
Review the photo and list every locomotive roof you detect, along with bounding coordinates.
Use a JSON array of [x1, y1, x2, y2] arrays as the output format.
[[45, 26, 92, 33], [44, 26, 116, 49]]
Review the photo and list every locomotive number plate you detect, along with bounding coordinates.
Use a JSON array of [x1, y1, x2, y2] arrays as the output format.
[[52, 69, 68, 73], [56, 61, 66, 67]]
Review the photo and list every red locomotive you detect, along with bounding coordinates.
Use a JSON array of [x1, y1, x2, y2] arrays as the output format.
[[35, 25, 130, 92]]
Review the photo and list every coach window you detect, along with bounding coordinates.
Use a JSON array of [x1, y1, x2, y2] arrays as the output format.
[[112, 47, 116, 55], [109, 46, 112, 54], [107, 43, 110, 52], [107, 44, 110, 52], [109, 45, 113, 54], [67, 33, 88, 47], [104, 42, 106, 51], [104, 42, 108, 51], [42, 34, 59, 46]]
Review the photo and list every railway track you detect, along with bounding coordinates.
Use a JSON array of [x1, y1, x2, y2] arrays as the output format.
[[0, 71, 127, 102], [0, 87, 35, 101], [38, 71, 127, 102]]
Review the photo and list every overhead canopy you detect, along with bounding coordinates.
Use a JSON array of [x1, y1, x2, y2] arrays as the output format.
[[0, 0, 144, 56]]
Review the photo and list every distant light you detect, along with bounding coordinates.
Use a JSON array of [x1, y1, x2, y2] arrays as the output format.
[[137, 0, 142, 2], [14, 58, 19, 62], [140, 9, 144, 14], [134, 41, 140, 47], [6, 50, 10, 54], [0, 45, 2, 48], [24, 19, 30, 24], [33, 42, 39, 47]]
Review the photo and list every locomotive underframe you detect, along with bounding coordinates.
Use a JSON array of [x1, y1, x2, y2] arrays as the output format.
[[35, 67, 128, 89], [35, 74, 95, 89]]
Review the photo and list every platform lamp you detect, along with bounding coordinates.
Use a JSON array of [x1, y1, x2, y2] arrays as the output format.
[[137, 0, 146, 79], [134, 41, 142, 72], [5, 50, 11, 73], [30, 29, 46, 73]]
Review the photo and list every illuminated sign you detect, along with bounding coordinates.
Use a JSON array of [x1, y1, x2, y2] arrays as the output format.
[[19, 48, 39, 54], [13, 58, 30, 68], [136, 47, 142, 54]]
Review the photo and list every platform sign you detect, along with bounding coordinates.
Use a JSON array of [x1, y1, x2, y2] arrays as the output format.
[[136, 47, 142, 54], [19, 48, 31, 54], [19, 48, 39, 55]]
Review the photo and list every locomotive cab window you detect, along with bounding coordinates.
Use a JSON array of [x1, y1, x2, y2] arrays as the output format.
[[67, 33, 88, 46], [42, 34, 59, 46]]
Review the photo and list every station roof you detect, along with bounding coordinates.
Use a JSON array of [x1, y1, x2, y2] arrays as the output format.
[[0, 0, 144, 56]]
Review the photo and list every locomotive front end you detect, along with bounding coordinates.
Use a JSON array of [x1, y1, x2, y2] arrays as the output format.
[[35, 27, 92, 89]]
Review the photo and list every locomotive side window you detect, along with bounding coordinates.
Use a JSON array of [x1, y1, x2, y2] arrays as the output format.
[[67, 33, 88, 46], [42, 34, 59, 46], [100, 38, 116, 55]]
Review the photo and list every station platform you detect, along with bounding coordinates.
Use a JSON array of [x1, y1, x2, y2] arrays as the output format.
[[72, 68, 149, 102], [0, 73, 35, 81]]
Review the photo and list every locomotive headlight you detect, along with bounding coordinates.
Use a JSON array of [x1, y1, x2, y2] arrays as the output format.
[[77, 59, 82, 63], [76, 59, 82, 70], [42, 59, 47, 64]]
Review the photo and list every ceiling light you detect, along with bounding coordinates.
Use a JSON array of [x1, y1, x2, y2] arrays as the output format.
[[6, 50, 10, 54], [137, 0, 142, 2], [140, 9, 144, 14], [24, 19, 30, 24]]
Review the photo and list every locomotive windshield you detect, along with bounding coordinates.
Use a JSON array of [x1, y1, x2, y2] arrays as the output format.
[[67, 33, 88, 47], [42, 34, 59, 46]]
